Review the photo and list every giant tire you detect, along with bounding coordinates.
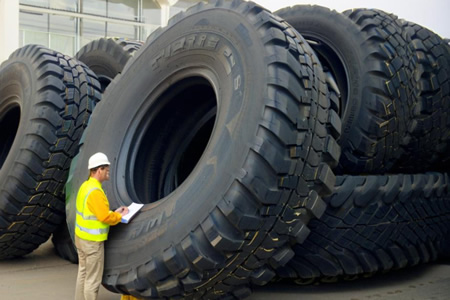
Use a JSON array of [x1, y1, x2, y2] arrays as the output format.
[[395, 21, 450, 172], [65, 0, 341, 298], [276, 6, 413, 174], [275, 172, 450, 284], [75, 37, 143, 92], [51, 219, 78, 263], [52, 37, 143, 264], [0, 44, 101, 259]]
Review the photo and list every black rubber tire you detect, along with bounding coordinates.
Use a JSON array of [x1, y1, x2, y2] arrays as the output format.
[[51, 222, 78, 263], [0, 44, 101, 259], [276, 6, 413, 174], [394, 21, 450, 172], [275, 173, 450, 284], [52, 37, 143, 264], [75, 37, 143, 92], [65, 0, 341, 298]]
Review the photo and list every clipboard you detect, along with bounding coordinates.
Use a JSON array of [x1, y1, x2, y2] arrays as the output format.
[[121, 202, 144, 224]]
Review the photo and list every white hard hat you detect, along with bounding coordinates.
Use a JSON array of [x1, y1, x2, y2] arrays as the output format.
[[88, 152, 111, 170]]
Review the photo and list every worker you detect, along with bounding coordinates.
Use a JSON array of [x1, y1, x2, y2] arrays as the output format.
[[74, 152, 129, 300]]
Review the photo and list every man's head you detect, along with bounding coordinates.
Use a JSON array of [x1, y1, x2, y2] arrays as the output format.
[[88, 152, 111, 182]]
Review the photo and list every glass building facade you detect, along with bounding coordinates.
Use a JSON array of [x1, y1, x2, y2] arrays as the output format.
[[18, 0, 202, 56]]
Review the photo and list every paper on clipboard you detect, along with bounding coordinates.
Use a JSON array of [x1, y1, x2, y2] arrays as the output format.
[[121, 202, 144, 224]]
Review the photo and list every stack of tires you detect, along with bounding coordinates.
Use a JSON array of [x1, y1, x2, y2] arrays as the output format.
[[0, 1, 449, 299], [272, 5, 450, 285]]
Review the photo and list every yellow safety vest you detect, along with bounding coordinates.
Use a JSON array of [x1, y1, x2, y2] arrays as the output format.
[[75, 177, 110, 241]]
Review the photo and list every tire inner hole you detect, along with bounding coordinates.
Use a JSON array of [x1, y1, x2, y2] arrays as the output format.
[[132, 77, 216, 204], [0, 105, 20, 169]]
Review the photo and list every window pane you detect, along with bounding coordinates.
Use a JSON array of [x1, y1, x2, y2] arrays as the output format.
[[107, 23, 138, 40], [80, 19, 106, 47], [20, 10, 48, 32], [49, 0, 77, 11], [108, 0, 138, 21], [23, 30, 49, 47], [19, 30, 24, 46], [142, 0, 160, 25], [49, 14, 76, 56], [20, 0, 77, 11], [81, 0, 106, 17], [20, 0, 48, 8], [19, 10, 49, 47], [50, 33, 75, 56], [50, 14, 75, 35]]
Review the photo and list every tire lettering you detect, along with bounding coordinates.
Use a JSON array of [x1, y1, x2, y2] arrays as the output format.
[[151, 34, 220, 70], [144, 201, 175, 232], [205, 36, 219, 49], [197, 34, 207, 47], [222, 46, 236, 75], [171, 37, 186, 55], [234, 74, 241, 90]]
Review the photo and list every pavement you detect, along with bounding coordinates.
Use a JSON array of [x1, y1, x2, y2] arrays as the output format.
[[1, 240, 449, 300]]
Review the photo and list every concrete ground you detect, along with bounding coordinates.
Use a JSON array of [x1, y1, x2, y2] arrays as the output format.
[[1, 240, 449, 300]]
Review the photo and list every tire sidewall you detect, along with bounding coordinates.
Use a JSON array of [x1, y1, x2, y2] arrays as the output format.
[[0, 60, 36, 185], [76, 39, 129, 80], [277, 7, 365, 140], [69, 9, 270, 263]]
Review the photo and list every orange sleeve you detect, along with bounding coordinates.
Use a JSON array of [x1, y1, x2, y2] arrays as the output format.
[[86, 189, 122, 226]]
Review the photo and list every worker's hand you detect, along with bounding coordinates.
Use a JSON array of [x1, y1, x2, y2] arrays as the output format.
[[115, 206, 129, 216]]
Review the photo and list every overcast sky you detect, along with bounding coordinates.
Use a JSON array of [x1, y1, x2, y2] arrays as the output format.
[[252, 0, 450, 38]]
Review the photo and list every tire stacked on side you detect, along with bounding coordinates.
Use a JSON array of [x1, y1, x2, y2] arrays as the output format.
[[276, 173, 450, 284], [0, 44, 101, 259], [395, 20, 450, 172], [52, 37, 143, 264], [65, 0, 341, 298], [277, 5, 415, 175], [274, 5, 450, 284]]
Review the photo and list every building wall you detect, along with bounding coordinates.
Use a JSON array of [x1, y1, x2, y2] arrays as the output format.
[[0, 0, 201, 64], [0, 0, 19, 64]]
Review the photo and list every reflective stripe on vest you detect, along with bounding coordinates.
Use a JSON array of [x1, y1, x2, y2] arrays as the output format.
[[75, 178, 110, 242], [75, 223, 109, 235]]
